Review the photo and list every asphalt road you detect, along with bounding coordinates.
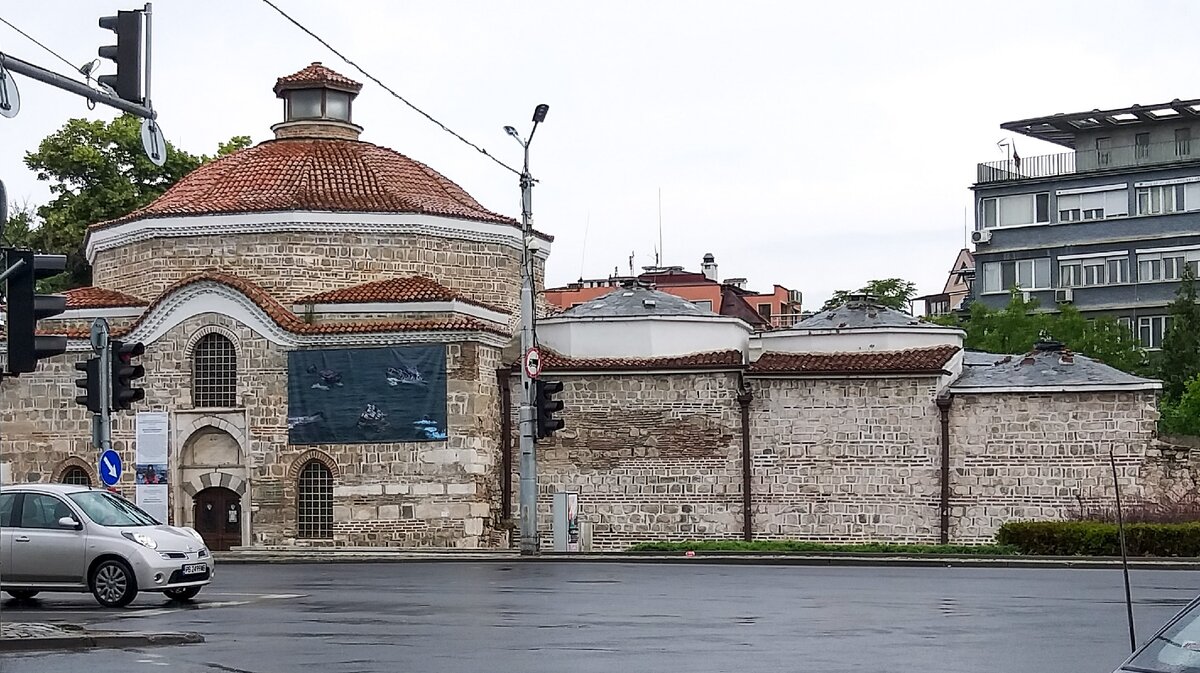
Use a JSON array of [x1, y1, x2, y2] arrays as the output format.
[[0, 562, 1195, 673]]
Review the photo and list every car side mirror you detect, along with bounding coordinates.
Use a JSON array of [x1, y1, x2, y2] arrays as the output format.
[[57, 516, 82, 530]]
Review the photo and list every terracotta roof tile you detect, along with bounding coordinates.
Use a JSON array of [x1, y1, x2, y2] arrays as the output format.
[[748, 345, 960, 375], [274, 62, 362, 94], [295, 276, 508, 314], [62, 286, 147, 309], [90, 138, 527, 230], [37, 270, 509, 339], [520, 349, 744, 372]]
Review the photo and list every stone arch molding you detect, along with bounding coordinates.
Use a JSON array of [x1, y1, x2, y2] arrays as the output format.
[[184, 325, 242, 358], [287, 449, 341, 480], [178, 415, 248, 450], [181, 471, 247, 499], [54, 457, 98, 485], [178, 419, 250, 500]]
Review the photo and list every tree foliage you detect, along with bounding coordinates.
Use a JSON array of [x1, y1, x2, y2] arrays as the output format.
[[821, 278, 917, 312], [1158, 265, 1200, 401], [20, 115, 250, 290], [934, 290, 1145, 373]]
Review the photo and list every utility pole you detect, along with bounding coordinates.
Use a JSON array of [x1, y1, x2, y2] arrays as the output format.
[[90, 319, 113, 455], [507, 104, 549, 555]]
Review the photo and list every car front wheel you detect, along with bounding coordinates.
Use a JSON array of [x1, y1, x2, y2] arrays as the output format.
[[90, 559, 138, 608], [164, 586, 202, 602], [5, 590, 39, 600]]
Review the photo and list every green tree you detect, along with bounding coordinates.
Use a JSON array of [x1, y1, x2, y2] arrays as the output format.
[[23, 115, 250, 290], [1159, 265, 1200, 401], [822, 278, 917, 312], [937, 290, 1145, 372], [1161, 374, 1200, 436]]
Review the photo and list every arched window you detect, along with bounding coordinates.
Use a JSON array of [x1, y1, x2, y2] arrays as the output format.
[[192, 333, 237, 408], [297, 460, 333, 539], [61, 466, 91, 486]]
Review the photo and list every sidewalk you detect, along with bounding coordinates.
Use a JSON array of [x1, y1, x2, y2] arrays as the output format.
[[214, 546, 1200, 570], [0, 622, 203, 653]]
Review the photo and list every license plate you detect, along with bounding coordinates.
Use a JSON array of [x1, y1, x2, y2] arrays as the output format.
[[182, 563, 207, 575]]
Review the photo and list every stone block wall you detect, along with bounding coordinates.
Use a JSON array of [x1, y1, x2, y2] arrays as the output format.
[[748, 376, 944, 543], [947, 391, 1159, 542], [508, 371, 746, 551], [90, 231, 544, 315]]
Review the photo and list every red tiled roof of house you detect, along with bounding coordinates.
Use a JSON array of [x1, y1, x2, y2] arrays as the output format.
[[36, 270, 510, 339], [295, 276, 508, 314], [748, 345, 960, 375], [529, 349, 744, 372], [62, 286, 147, 309], [274, 62, 362, 95], [89, 138, 522, 230]]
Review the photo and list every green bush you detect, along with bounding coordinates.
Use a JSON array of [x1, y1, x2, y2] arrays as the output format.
[[997, 521, 1200, 557]]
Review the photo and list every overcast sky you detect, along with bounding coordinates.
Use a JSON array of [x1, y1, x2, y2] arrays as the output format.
[[3, 1, 1199, 309]]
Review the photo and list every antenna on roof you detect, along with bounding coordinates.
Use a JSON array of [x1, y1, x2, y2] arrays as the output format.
[[963, 206, 969, 249], [579, 210, 590, 281], [629, 251, 634, 276], [658, 187, 664, 267]]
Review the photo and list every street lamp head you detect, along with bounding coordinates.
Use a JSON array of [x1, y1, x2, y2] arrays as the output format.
[[532, 104, 549, 123], [504, 125, 520, 139]]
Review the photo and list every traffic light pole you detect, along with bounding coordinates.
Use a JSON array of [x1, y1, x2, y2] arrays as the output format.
[[517, 145, 539, 556], [90, 319, 113, 454], [0, 53, 156, 120]]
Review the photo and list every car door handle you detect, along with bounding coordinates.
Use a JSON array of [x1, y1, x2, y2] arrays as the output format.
[[14, 536, 30, 542]]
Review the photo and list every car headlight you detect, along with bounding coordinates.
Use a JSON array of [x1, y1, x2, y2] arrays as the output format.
[[182, 527, 205, 544], [122, 532, 159, 550]]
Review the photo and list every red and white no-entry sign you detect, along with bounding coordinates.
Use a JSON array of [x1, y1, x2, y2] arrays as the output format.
[[523, 347, 543, 378]]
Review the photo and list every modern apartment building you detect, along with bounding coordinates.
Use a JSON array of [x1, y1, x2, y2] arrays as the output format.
[[972, 98, 1200, 348]]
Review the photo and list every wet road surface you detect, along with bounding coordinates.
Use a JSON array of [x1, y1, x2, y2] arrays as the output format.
[[0, 562, 1195, 673]]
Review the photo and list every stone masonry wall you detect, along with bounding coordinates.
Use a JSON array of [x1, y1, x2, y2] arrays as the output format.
[[1, 313, 506, 548], [947, 391, 1159, 543], [508, 371, 745, 551], [91, 231, 545, 315], [748, 376, 944, 543]]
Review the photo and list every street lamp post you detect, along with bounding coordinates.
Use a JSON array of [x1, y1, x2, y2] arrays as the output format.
[[506, 104, 549, 556]]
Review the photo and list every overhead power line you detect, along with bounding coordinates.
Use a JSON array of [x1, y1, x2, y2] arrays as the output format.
[[0, 15, 82, 75], [259, 0, 521, 176]]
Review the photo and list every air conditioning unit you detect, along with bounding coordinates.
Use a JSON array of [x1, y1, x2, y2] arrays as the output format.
[[971, 229, 992, 245], [1055, 288, 1074, 304], [1021, 291, 1032, 303]]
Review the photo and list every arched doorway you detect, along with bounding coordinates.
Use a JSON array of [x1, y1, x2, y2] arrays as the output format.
[[193, 486, 242, 551]]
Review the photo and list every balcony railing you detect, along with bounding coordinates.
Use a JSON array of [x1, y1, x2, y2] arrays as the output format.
[[977, 138, 1198, 184], [767, 312, 806, 329]]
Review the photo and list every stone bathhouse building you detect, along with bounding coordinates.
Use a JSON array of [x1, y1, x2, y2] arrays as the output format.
[[0, 63, 1170, 551]]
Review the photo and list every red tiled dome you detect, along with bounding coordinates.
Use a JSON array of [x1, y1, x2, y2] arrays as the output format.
[[91, 138, 516, 229]]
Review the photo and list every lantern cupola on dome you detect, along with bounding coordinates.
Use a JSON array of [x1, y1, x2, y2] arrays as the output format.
[[271, 62, 364, 141]]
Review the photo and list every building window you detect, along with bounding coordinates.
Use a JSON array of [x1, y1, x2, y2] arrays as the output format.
[[1178, 128, 1193, 157], [1060, 255, 1129, 288], [1138, 316, 1173, 349], [1057, 188, 1128, 223], [297, 460, 333, 539], [693, 300, 713, 311], [192, 333, 237, 408], [1136, 133, 1151, 159], [981, 258, 1051, 293], [1137, 184, 1186, 216], [981, 193, 1050, 228], [757, 303, 772, 319], [1137, 250, 1200, 282], [1097, 137, 1112, 166], [61, 466, 90, 486]]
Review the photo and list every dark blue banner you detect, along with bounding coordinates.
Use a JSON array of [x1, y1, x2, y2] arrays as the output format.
[[287, 345, 448, 445]]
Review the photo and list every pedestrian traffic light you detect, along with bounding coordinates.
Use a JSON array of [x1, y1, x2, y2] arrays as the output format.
[[74, 357, 102, 413], [5, 249, 67, 375], [97, 9, 143, 104], [535, 379, 565, 439], [109, 339, 145, 410]]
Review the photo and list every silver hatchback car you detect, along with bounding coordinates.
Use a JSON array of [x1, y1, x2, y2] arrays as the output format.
[[0, 483, 214, 607]]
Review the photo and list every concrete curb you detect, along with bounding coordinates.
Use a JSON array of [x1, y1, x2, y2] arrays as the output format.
[[212, 550, 1200, 570], [0, 631, 204, 653]]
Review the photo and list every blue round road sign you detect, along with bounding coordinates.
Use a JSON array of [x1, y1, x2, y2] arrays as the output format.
[[99, 449, 122, 486]]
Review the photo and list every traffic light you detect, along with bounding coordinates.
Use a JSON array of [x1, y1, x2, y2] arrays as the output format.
[[109, 339, 145, 410], [97, 10, 143, 104], [5, 250, 67, 375], [535, 379, 565, 439], [74, 357, 102, 413]]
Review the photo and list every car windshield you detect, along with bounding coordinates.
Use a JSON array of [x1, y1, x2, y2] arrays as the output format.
[[68, 490, 159, 527], [1123, 600, 1200, 673]]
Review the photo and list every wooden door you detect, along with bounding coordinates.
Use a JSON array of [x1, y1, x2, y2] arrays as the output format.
[[193, 487, 242, 552]]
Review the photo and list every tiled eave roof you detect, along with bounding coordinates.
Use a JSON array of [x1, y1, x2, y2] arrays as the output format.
[[274, 62, 363, 95], [62, 286, 147, 309], [748, 346, 960, 375], [33, 270, 510, 340], [513, 349, 744, 373], [295, 276, 508, 315]]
